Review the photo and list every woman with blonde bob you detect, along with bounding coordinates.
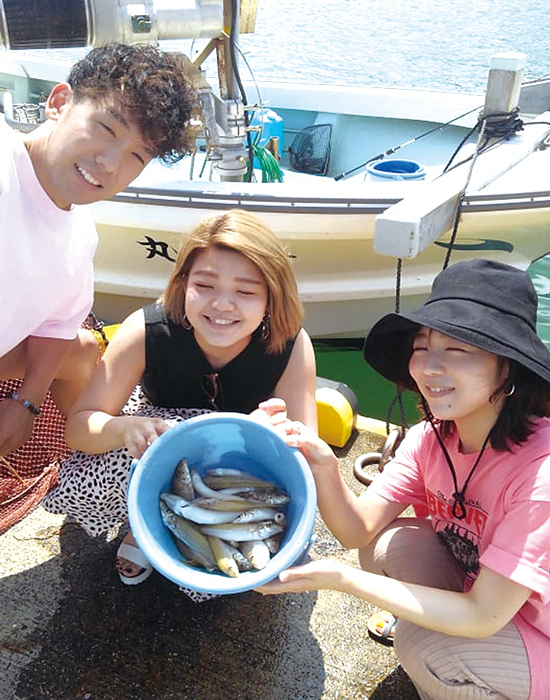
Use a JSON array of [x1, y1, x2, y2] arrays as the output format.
[[44, 209, 317, 591], [164, 207, 303, 355]]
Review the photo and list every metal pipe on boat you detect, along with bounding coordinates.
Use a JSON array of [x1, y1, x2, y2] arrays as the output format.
[[190, 0, 248, 181], [221, 0, 239, 100], [0, 0, 224, 50], [213, 0, 248, 180], [199, 87, 248, 180]]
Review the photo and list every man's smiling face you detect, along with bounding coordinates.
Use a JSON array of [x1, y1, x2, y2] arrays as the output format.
[[30, 83, 155, 210]]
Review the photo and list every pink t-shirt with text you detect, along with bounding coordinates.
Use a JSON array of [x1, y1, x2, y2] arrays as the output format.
[[369, 417, 550, 700]]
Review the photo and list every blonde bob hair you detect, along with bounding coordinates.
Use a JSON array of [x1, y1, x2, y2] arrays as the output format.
[[163, 209, 304, 354]]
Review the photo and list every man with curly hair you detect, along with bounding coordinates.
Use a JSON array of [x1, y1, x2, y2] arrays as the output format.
[[0, 43, 197, 457]]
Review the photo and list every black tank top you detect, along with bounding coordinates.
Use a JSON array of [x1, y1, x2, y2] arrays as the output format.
[[141, 303, 296, 413]]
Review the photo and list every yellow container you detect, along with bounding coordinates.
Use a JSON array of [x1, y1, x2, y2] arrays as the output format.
[[316, 378, 358, 448]]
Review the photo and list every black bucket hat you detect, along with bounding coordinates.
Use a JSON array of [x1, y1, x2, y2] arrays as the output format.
[[363, 259, 550, 389]]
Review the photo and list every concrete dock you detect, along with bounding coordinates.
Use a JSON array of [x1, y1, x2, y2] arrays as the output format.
[[0, 428, 420, 700]]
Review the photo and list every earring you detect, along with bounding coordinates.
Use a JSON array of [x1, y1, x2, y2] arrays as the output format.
[[259, 314, 270, 341], [182, 313, 193, 331], [504, 383, 516, 397]]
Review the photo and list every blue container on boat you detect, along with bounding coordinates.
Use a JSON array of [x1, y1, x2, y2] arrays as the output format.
[[366, 158, 426, 181], [127, 412, 317, 594], [250, 108, 284, 166]]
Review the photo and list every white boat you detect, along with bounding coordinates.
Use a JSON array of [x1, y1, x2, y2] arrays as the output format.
[[2, 2, 550, 338]]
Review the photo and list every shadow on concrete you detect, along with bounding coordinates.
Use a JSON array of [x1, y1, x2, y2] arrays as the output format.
[[14, 521, 324, 700], [371, 666, 420, 700], [3, 428, 421, 700]]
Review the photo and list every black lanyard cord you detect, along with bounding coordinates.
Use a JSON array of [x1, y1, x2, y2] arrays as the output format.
[[427, 416, 492, 520]]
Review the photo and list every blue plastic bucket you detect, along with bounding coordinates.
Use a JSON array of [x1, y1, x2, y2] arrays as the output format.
[[127, 413, 317, 594], [366, 159, 426, 181]]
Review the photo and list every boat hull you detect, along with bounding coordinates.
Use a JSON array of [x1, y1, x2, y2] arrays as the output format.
[[91, 181, 550, 337]]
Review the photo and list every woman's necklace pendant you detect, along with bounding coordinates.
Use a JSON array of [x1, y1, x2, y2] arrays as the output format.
[[451, 492, 468, 520]]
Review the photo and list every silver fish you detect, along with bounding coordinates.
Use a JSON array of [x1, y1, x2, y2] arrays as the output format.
[[160, 492, 190, 516], [208, 486, 260, 497], [192, 496, 267, 512], [232, 507, 282, 523], [174, 538, 204, 567], [200, 480, 290, 506], [207, 536, 240, 578], [224, 543, 254, 572], [236, 490, 290, 506], [171, 458, 195, 500], [160, 501, 217, 571], [198, 520, 284, 542], [205, 468, 247, 476], [239, 539, 271, 570], [203, 473, 279, 490], [161, 493, 239, 525], [190, 469, 248, 501], [264, 534, 282, 554]]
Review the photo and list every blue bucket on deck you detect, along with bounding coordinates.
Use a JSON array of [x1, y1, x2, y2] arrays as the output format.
[[127, 413, 317, 595], [366, 158, 426, 181]]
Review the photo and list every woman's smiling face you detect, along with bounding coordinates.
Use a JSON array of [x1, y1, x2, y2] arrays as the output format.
[[184, 246, 269, 366], [409, 327, 507, 445]]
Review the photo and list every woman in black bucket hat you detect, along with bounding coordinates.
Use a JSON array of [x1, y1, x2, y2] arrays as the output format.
[[259, 259, 550, 700], [363, 257, 550, 390]]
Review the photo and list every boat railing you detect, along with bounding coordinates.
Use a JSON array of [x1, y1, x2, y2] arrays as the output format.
[[110, 183, 550, 216], [111, 185, 401, 214]]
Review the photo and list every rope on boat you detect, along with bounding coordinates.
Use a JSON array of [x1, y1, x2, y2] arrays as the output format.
[[384, 257, 408, 433], [442, 117, 488, 269], [482, 108, 524, 140], [442, 107, 524, 175], [440, 106, 531, 268], [352, 257, 408, 488]]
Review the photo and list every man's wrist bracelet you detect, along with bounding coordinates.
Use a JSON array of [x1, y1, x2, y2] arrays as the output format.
[[9, 393, 41, 416]]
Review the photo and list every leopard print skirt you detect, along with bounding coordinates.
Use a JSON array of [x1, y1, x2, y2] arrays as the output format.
[[43, 387, 211, 537], [42, 388, 218, 603]]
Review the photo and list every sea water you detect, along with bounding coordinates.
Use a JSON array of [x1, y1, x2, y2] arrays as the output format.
[[170, 0, 550, 92], [35, 0, 550, 91]]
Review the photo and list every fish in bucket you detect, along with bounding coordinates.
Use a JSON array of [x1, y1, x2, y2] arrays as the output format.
[[127, 413, 317, 594]]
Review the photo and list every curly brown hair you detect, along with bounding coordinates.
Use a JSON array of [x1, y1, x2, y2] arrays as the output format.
[[67, 43, 198, 163]]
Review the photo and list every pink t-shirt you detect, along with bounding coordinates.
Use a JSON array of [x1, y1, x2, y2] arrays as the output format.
[[369, 417, 550, 700], [0, 120, 98, 357]]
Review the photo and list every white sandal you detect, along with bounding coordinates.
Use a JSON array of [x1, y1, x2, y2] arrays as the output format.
[[117, 542, 153, 586]]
